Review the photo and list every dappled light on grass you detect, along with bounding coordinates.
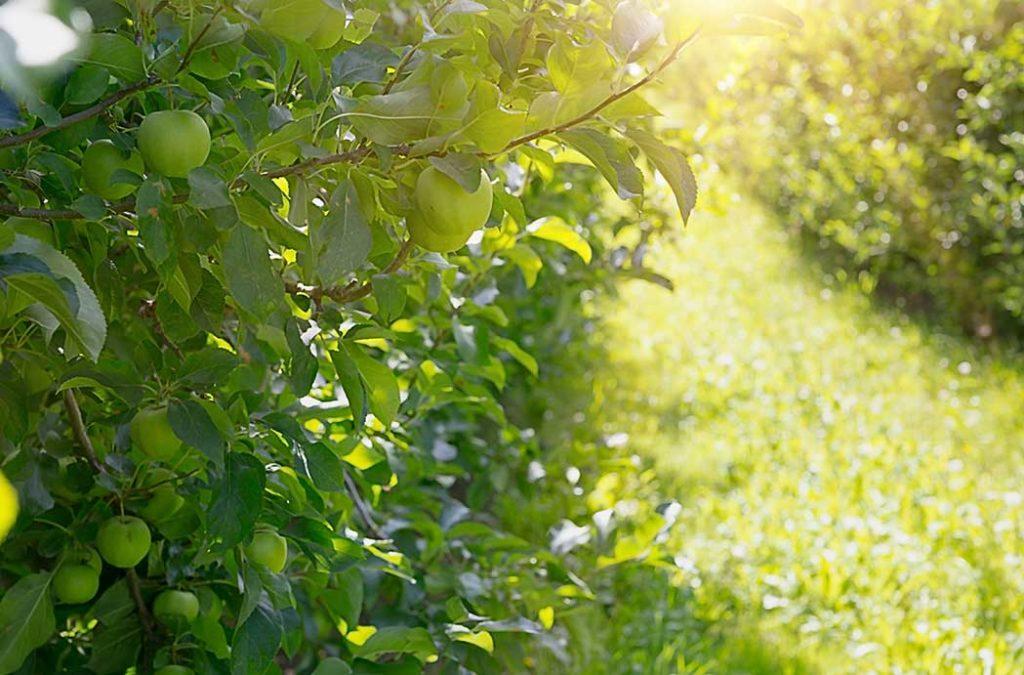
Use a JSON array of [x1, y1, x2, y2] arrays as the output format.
[[596, 197, 1024, 672]]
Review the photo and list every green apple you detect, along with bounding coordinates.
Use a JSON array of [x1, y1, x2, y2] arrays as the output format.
[[246, 530, 288, 573], [53, 563, 100, 604], [5, 216, 55, 246], [96, 516, 151, 568], [130, 407, 184, 461], [140, 486, 186, 525], [154, 667, 193, 675], [81, 140, 144, 200], [611, 2, 663, 59], [260, 0, 329, 41], [67, 545, 103, 573], [414, 166, 493, 240], [153, 589, 200, 628], [308, 8, 347, 50], [137, 110, 211, 178], [407, 211, 475, 253]]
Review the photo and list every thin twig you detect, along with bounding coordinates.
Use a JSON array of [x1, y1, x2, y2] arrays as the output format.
[[495, 26, 703, 154], [126, 568, 157, 673], [343, 470, 386, 539], [380, 0, 456, 94], [0, 79, 159, 150], [175, 6, 224, 76], [0, 29, 702, 223], [62, 390, 105, 474], [284, 238, 413, 305], [0, 5, 223, 151]]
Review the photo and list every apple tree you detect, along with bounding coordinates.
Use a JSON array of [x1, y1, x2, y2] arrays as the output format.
[[0, 0, 799, 672]]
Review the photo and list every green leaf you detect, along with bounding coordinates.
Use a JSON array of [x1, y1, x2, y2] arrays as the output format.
[[345, 343, 400, 427], [222, 224, 285, 321], [4, 235, 107, 361], [352, 626, 436, 663], [0, 573, 55, 674], [428, 154, 483, 192], [312, 181, 372, 286], [500, 244, 543, 288], [346, 60, 468, 145], [231, 605, 283, 675], [526, 218, 592, 264], [136, 178, 174, 269], [177, 346, 240, 385], [322, 568, 363, 632], [286, 317, 317, 397], [80, 34, 145, 82], [330, 348, 368, 431], [188, 167, 232, 209], [65, 65, 110, 106], [209, 452, 266, 549], [332, 43, 398, 86], [343, 8, 379, 44], [312, 657, 353, 675], [371, 275, 406, 325], [491, 335, 538, 376], [168, 398, 226, 465], [458, 82, 526, 155], [558, 129, 644, 199], [625, 127, 698, 223], [546, 37, 612, 96], [303, 442, 345, 493]]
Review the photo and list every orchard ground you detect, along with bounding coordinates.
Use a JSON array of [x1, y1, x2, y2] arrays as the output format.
[[592, 195, 1024, 673]]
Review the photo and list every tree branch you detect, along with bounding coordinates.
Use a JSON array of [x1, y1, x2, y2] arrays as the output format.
[[284, 238, 414, 305], [0, 28, 702, 221], [62, 390, 105, 474], [495, 26, 703, 155], [0, 78, 159, 150], [126, 567, 157, 673], [343, 470, 386, 539], [0, 5, 224, 152], [175, 6, 224, 76]]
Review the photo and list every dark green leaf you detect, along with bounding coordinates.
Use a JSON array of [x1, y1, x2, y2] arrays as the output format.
[[209, 452, 266, 549], [222, 224, 285, 321], [0, 573, 55, 673], [311, 181, 372, 286], [231, 605, 283, 675], [168, 398, 225, 465]]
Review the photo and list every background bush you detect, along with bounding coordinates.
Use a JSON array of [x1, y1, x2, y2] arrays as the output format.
[[703, 0, 1024, 338]]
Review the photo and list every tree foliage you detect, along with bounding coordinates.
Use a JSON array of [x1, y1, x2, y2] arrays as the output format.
[[0, 0, 798, 672], [702, 0, 1024, 338]]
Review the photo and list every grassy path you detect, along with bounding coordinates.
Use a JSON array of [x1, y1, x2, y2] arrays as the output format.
[[597, 199, 1024, 673]]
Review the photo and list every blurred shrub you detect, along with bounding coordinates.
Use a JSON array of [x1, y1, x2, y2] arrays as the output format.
[[705, 0, 1023, 337]]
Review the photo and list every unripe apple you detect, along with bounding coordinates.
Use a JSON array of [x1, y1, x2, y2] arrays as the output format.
[[154, 667, 193, 675], [53, 563, 100, 604], [414, 167, 493, 239], [153, 589, 200, 628], [137, 110, 211, 178], [81, 140, 143, 200], [246, 530, 288, 573], [130, 407, 184, 461], [407, 211, 475, 253], [140, 486, 186, 525], [612, 1, 663, 59], [96, 516, 151, 568]]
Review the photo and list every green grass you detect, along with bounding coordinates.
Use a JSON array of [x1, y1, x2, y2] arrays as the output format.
[[595, 197, 1024, 673]]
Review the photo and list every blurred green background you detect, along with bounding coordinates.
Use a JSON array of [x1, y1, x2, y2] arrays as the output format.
[[499, 1, 1024, 672]]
